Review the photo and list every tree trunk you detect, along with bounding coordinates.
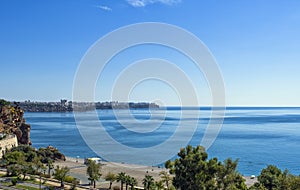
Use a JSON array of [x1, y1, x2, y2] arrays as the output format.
[[93, 180, 96, 188], [61, 180, 64, 188], [126, 184, 128, 190], [109, 182, 112, 189], [48, 166, 51, 176], [121, 182, 124, 190]]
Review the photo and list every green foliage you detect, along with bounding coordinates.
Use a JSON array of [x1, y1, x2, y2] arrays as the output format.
[[7, 164, 22, 176], [64, 175, 75, 183], [249, 182, 268, 190], [129, 176, 138, 189], [105, 172, 117, 189], [53, 165, 70, 188], [86, 160, 102, 188], [0, 99, 10, 106], [1, 144, 65, 182], [3, 150, 35, 179], [3, 151, 26, 165], [117, 172, 126, 190], [121, 174, 137, 190], [37, 146, 65, 163], [252, 165, 300, 190], [16, 184, 39, 190], [165, 145, 247, 190], [71, 178, 79, 190], [2, 145, 44, 179], [11, 178, 18, 186], [143, 174, 155, 190], [287, 174, 300, 190], [155, 180, 164, 190], [159, 171, 172, 189], [258, 165, 282, 190]]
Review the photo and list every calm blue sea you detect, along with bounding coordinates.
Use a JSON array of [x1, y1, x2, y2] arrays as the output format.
[[25, 107, 300, 176]]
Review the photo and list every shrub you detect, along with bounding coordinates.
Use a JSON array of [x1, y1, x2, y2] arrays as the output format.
[[11, 178, 18, 186], [64, 175, 75, 183], [0, 99, 10, 106]]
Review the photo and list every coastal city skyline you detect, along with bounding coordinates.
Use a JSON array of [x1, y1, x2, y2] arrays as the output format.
[[1, 0, 300, 106]]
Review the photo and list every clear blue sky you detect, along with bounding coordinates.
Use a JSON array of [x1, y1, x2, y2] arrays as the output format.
[[1, 0, 300, 106]]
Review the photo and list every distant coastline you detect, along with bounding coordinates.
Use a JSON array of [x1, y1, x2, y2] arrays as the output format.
[[16, 100, 159, 112]]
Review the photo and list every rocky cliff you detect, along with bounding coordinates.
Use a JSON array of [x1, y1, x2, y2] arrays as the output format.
[[0, 99, 31, 145]]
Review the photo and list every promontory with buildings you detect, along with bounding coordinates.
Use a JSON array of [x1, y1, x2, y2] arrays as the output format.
[[16, 100, 159, 112]]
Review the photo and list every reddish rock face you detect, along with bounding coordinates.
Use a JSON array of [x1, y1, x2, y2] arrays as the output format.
[[0, 102, 31, 145]]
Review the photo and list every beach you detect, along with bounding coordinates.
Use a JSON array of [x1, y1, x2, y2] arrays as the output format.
[[55, 157, 168, 188], [55, 157, 257, 189]]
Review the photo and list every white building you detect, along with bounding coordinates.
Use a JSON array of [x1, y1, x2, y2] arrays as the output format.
[[0, 134, 18, 157]]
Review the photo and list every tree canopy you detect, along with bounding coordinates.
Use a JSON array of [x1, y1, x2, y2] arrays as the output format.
[[250, 165, 300, 190], [165, 145, 247, 190], [86, 160, 102, 188], [53, 165, 70, 188]]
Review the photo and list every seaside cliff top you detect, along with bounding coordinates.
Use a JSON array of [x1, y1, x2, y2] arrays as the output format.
[[0, 99, 31, 145]]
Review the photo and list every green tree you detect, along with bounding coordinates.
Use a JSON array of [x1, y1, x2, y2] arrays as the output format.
[[159, 171, 171, 189], [3, 151, 34, 179], [155, 180, 164, 190], [249, 182, 268, 190], [166, 145, 247, 190], [46, 158, 54, 176], [32, 156, 44, 174], [71, 179, 79, 190], [216, 158, 247, 190], [287, 174, 300, 190], [20, 161, 34, 180], [3, 151, 26, 165], [124, 175, 131, 190], [253, 165, 300, 190], [0, 99, 10, 106], [117, 172, 126, 190], [258, 165, 282, 190], [166, 145, 208, 189], [86, 160, 102, 188], [7, 164, 22, 176], [105, 172, 117, 189], [129, 176, 138, 190], [53, 166, 70, 188], [143, 175, 155, 190]]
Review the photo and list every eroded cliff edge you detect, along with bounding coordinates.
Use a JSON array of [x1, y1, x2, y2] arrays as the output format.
[[0, 99, 31, 145]]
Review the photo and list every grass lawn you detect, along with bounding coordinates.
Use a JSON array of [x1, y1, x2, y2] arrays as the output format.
[[16, 184, 39, 190]]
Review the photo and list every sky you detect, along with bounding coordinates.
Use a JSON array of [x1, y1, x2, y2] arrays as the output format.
[[1, 0, 300, 106]]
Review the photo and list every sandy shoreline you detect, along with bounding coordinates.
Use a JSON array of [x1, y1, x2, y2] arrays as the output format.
[[55, 156, 257, 188], [55, 156, 168, 188]]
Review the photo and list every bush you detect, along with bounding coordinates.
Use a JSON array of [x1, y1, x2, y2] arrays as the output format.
[[71, 179, 79, 190], [64, 175, 75, 183], [11, 178, 18, 186], [0, 99, 10, 106]]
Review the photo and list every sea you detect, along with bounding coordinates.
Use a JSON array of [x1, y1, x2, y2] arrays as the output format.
[[25, 107, 300, 176]]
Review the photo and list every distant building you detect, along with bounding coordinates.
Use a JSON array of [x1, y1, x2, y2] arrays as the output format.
[[0, 134, 18, 157], [60, 99, 68, 106]]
